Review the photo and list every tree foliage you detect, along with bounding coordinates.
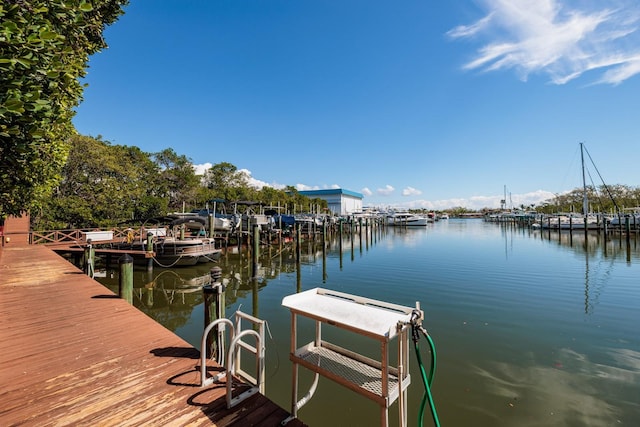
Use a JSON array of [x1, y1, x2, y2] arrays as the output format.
[[0, 0, 128, 219], [202, 162, 249, 202], [33, 135, 165, 229], [536, 184, 640, 214], [31, 135, 327, 229], [153, 148, 200, 211]]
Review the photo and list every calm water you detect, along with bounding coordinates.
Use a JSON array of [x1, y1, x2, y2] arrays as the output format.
[[95, 219, 640, 426]]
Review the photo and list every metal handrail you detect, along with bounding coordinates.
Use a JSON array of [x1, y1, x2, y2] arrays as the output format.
[[200, 318, 235, 387], [200, 310, 266, 409]]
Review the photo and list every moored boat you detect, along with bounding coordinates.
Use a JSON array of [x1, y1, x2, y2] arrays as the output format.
[[117, 216, 221, 267], [149, 236, 221, 267], [539, 213, 602, 230], [386, 211, 430, 226], [608, 210, 640, 228]]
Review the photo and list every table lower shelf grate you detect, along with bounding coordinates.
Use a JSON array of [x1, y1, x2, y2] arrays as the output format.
[[295, 345, 404, 399]]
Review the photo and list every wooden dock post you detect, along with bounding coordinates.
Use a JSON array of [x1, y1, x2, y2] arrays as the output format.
[[145, 232, 154, 271], [209, 213, 215, 238], [626, 216, 631, 246], [295, 227, 302, 293], [322, 217, 327, 245], [203, 267, 225, 359], [252, 223, 260, 278], [118, 254, 133, 304], [322, 229, 327, 282], [83, 239, 95, 277], [236, 217, 243, 254], [295, 223, 301, 264], [350, 218, 355, 261], [338, 220, 344, 270]]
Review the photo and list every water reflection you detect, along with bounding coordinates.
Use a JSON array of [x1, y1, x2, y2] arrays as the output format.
[[89, 220, 640, 427], [494, 224, 640, 317], [531, 227, 640, 262], [471, 347, 640, 426], [97, 263, 212, 330], [96, 228, 385, 329]]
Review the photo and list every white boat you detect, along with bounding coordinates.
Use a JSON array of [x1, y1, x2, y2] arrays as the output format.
[[608, 210, 640, 228], [185, 205, 237, 232], [386, 211, 430, 227], [540, 213, 601, 230], [294, 213, 324, 227]]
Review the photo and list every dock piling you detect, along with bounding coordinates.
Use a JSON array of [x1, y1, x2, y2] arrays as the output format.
[[118, 254, 133, 304], [83, 239, 95, 278], [146, 232, 154, 271], [204, 267, 225, 359]]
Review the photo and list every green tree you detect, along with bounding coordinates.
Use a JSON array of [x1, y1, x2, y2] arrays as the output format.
[[153, 148, 200, 211], [258, 186, 286, 208], [33, 135, 163, 229], [0, 0, 128, 219], [538, 184, 640, 214], [285, 187, 318, 213], [202, 162, 249, 202]]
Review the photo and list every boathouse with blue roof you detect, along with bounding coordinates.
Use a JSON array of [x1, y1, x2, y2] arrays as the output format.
[[299, 188, 363, 215]]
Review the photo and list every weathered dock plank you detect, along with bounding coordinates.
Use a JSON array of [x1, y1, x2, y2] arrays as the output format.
[[0, 245, 305, 427]]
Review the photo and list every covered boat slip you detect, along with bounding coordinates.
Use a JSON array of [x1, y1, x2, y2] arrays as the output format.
[[0, 245, 306, 427]]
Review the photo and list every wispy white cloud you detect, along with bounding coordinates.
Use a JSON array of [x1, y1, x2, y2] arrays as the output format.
[[402, 186, 422, 196], [448, 0, 640, 85], [448, 12, 495, 38], [361, 187, 373, 197], [377, 185, 395, 196]]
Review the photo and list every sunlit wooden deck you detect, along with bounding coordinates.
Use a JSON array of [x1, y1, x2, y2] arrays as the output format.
[[0, 245, 305, 426]]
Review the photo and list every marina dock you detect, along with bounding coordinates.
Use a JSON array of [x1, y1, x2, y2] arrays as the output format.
[[0, 244, 306, 426]]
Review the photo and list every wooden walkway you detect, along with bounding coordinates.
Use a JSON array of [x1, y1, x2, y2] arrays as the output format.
[[0, 245, 306, 427]]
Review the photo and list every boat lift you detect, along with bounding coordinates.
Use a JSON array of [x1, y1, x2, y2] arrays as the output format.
[[281, 287, 428, 427]]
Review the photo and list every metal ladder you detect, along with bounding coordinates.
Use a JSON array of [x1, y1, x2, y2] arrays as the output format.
[[200, 310, 265, 408]]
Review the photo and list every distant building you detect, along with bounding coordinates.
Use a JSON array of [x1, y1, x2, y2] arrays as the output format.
[[299, 189, 363, 215]]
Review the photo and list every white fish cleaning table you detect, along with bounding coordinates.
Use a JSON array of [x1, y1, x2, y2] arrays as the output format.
[[281, 287, 422, 427]]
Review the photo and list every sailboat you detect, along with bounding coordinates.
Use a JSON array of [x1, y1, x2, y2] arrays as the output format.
[[541, 143, 605, 230]]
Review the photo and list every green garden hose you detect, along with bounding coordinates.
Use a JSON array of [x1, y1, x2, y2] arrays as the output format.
[[413, 324, 440, 427]]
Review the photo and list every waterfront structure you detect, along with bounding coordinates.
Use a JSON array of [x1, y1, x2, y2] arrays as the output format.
[[0, 245, 306, 426], [1, 213, 30, 247], [298, 188, 363, 216]]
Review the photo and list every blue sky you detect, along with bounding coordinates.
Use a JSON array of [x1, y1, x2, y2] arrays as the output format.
[[72, 0, 640, 210]]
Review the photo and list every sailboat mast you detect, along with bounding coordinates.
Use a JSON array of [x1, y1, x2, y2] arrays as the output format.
[[580, 142, 588, 216], [502, 185, 506, 211]]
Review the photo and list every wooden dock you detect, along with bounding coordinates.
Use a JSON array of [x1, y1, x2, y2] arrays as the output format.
[[0, 244, 306, 426]]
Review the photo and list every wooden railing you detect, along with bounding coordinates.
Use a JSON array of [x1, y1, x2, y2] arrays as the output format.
[[31, 229, 85, 245], [31, 227, 144, 246]]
